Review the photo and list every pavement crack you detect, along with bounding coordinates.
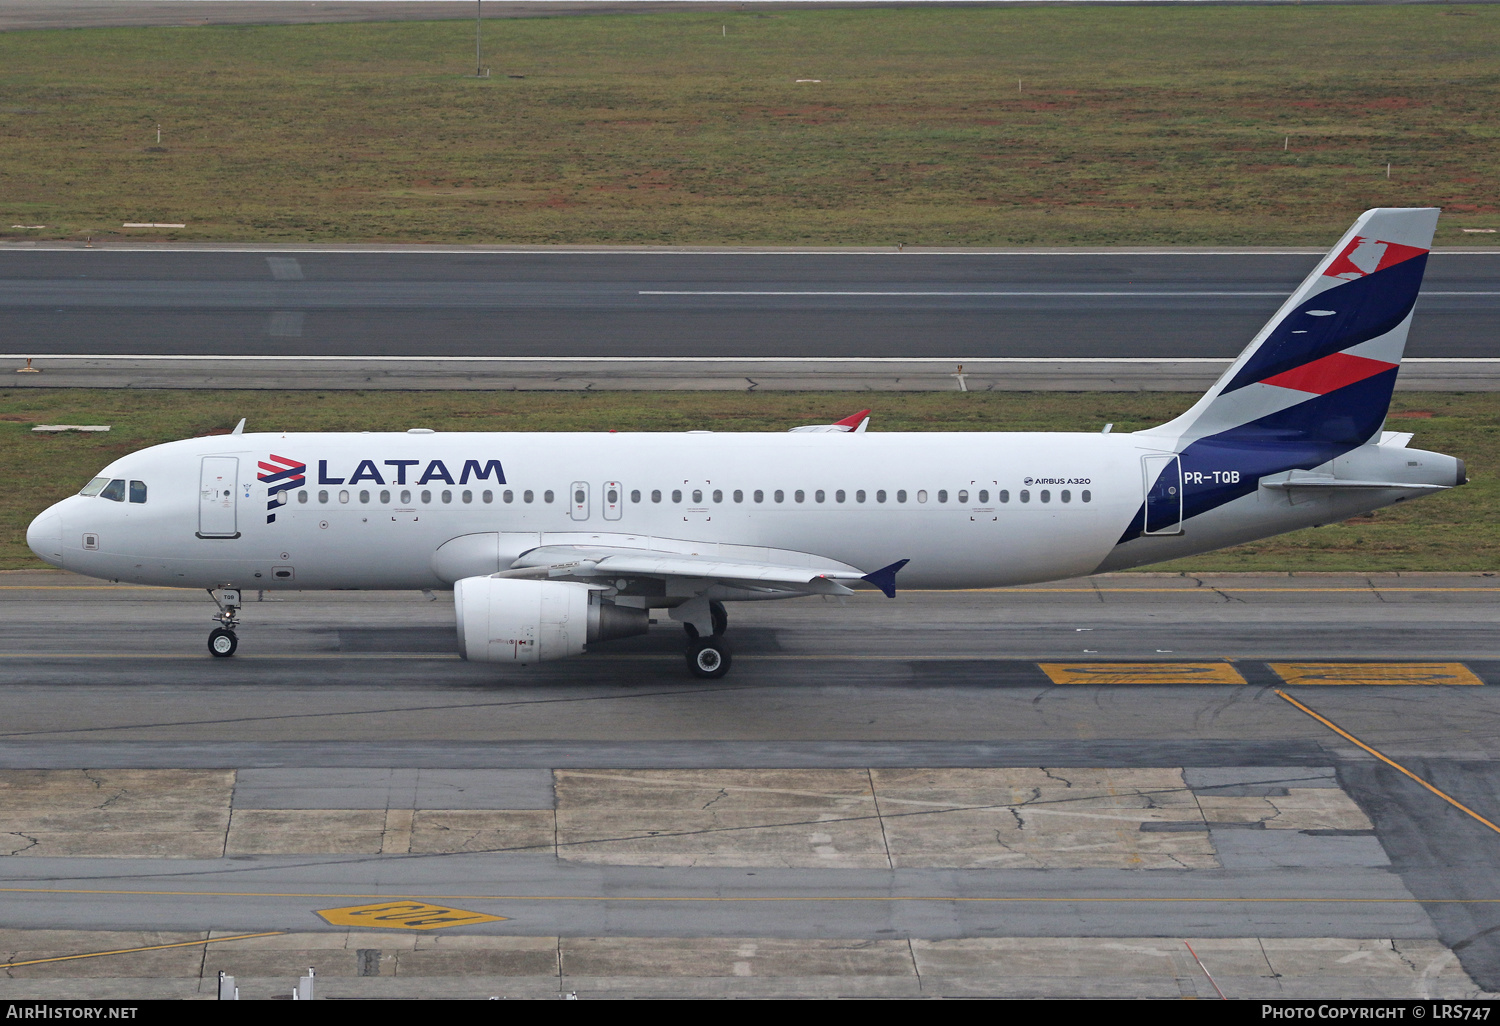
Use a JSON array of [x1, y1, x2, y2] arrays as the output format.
[[700, 788, 730, 811], [906, 937, 922, 992], [94, 790, 126, 811], [745, 377, 759, 391], [5, 832, 39, 856], [1041, 768, 1074, 788]]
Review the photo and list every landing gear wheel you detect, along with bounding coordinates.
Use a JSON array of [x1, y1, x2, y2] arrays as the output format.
[[208, 628, 238, 658], [686, 637, 731, 679]]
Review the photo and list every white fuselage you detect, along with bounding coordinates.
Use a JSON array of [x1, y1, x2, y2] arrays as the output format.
[[26, 429, 1459, 594]]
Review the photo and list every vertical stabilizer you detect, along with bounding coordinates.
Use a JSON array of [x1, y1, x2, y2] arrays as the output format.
[[1146, 207, 1438, 450]]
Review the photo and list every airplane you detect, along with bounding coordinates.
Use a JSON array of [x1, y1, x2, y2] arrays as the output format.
[[26, 207, 1464, 678]]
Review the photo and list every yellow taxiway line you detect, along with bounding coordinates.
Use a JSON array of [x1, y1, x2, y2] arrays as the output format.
[[1275, 689, 1500, 836], [0, 931, 285, 970]]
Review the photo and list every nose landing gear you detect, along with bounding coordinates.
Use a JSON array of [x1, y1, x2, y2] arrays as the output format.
[[207, 588, 241, 658]]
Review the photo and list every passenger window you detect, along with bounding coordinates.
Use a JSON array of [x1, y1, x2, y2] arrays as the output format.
[[774, 490, 784, 503], [652, 489, 662, 503], [607, 487, 619, 504], [733, 490, 743, 503], [692, 489, 703, 503], [631, 489, 641, 503], [957, 490, 968, 504], [754, 489, 764, 503], [359, 490, 370, 504], [419, 490, 430, 504], [100, 479, 126, 502], [129, 480, 147, 504], [1082, 489, 1092, 503], [937, 490, 947, 503], [856, 490, 866, 503], [575, 488, 586, 505], [876, 490, 886, 503], [999, 490, 1009, 503], [672, 489, 682, 503], [80, 477, 109, 497], [482, 490, 493, 503], [835, 490, 845, 503], [1020, 490, 1031, 503], [523, 490, 534, 503], [298, 490, 309, 504], [502, 489, 512, 503], [442, 490, 453, 503], [401, 489, 412, 504], [462, 490, 473, 504], [794, 490, 805, 503], [712, 489, 722, 503], [814, 490, 824, 503], [318, 490, 329, 504], [379, 490, 389, 504], [978, 489, 988, 503], [896, 490, 907, 503], [1041, 490, 1050, 503], [543, 490, 554, 503], [1061, 490, 1071, 503], [916, 490, 927, 503]]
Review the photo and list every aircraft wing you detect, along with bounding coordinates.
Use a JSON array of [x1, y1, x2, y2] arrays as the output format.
[[502, 544, 907, 597]]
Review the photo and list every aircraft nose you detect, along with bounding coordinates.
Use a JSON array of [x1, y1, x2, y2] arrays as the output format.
[[27, 510, 64, 568]]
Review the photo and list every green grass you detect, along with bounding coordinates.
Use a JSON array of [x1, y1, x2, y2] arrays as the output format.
[[0, 6, 1497, 246], [1, 389, 1492, 573]]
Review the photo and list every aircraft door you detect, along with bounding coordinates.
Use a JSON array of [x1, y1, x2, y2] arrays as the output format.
[[1142, 454, 1183, 535], [603, 481, 623, 521], [570, 481, 590, 521], [198, 456, 240, 538]]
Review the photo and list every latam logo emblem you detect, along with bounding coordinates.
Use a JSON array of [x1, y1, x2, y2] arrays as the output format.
[[1323, 236, 1427, 281], [257, 454, 307, 524]]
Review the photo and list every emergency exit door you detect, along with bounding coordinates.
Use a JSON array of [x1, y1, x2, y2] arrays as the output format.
[[198, 457, 240, 538]]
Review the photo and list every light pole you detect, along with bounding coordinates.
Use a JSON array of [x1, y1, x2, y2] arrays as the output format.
[[475, 0, 483, 78]]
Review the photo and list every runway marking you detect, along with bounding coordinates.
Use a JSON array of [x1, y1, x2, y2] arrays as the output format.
[[0, 931, 284, 970], [1039, 662, 1247, 686], [640, 290, 1500, 298], [1270, 663, 1484, 687], [316, 900, 507, 930], [1274, 690, 1500, 838], [0, 886, 1496, 905]]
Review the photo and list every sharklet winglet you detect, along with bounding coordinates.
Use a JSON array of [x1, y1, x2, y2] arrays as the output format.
[[862, 558, 910, 598]]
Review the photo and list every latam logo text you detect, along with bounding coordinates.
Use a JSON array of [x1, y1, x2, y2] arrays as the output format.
[[257, 454, 307, 524], [315, 459, 506, 487]]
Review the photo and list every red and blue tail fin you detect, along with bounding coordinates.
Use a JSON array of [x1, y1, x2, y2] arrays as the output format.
[[1148, 207, 1438, 451]]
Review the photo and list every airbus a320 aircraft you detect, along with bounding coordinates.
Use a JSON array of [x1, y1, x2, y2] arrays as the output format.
[[27, 208, 1464, 678]]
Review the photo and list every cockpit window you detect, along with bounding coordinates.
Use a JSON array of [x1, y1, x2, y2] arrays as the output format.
[[79, 477, 109, 497], [99, 479, 126, 502], [129, 480, 147, 504]]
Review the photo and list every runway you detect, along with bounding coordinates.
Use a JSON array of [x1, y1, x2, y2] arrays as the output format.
[[2, 248, 1497, 361], [0, 571, 1497, 997]]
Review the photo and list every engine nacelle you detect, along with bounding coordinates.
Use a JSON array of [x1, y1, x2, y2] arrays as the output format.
[[454, 576, 648, 664]]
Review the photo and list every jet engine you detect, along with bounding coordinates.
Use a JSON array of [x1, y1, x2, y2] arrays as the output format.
[[453, 576, 648, 664]]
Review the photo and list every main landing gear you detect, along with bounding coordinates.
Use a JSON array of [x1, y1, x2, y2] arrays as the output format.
[[207, 588, 241, 658], [683, 600, 731, 679]]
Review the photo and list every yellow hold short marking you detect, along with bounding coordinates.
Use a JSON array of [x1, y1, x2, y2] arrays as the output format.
[[1270, 662, 1484, 686], [1038, 662, 1247, 686], [316, 900, 508, 930]]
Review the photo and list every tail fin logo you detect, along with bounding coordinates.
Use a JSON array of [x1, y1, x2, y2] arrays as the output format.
[[1324, 236, 1427, 281], [257, 454, 306, 524]]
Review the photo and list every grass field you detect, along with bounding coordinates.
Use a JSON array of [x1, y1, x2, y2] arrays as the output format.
[[1, 389, 1491, 573], [1, 7, 1497, 246]]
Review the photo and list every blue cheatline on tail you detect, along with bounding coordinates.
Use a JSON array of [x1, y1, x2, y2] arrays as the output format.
[[1118, 207, 1440, 544]]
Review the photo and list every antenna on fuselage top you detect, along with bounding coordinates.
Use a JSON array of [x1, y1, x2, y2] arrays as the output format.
[[231, 418, 246, 435]]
